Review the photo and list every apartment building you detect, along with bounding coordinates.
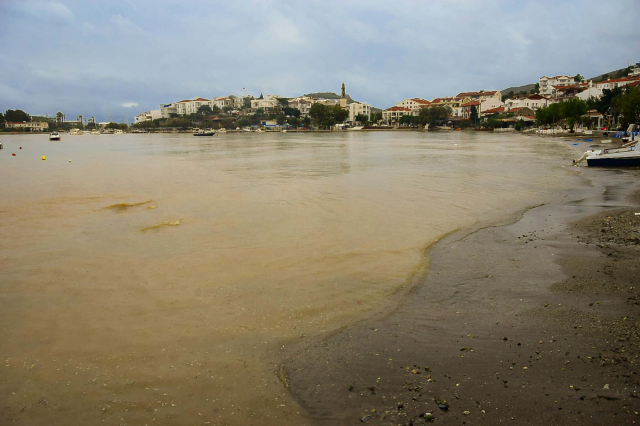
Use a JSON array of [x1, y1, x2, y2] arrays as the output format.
[[456, 90, 501, 102], [134, 110, 162, 123], [539, 75, 575, 96], [394, 98, 431, 112], [6, 121, 49, 131], [346, 102, 371, 123]]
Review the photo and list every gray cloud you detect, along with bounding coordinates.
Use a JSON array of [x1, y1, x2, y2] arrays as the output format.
[[1, 0, 639, 121]]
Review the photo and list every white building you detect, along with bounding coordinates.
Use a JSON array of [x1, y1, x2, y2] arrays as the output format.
[[479, 98, 504, 112], [160, 103, 178, 118], [175, 97, 213, 115], [505, 94, 550, 111], [134, 110, 162, 124], [288, 97, 314, 116], [456, 91, 502, 102], [6, 121, 49, 131], [212, 96, 234, 109], [594, 76, 640, 91], [251, 95, 280, 110], [346, 102, 371, 123], [382, 106, 414, 124], [576, 81, 603, 101], [539, 75, 576, 96], [394, 98, 431, 112]]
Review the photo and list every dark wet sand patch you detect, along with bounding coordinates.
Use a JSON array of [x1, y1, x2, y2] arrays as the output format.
[[282, 191, 640, 425]]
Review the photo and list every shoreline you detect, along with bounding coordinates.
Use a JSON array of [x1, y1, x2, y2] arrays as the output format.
[[281, 148, 640, 425]]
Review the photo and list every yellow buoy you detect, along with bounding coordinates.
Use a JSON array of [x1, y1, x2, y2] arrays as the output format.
[[41, 156, 46, 160]]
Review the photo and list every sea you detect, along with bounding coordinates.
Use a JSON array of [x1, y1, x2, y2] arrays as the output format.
[[0, 131, 582, 425]]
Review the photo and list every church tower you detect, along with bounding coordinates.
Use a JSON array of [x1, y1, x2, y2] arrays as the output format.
[[339, 82, 347, 108]]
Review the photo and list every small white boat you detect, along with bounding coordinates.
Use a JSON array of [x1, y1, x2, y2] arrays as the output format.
[[242, 128, 251, 132], [217, 128, 227, 133], [114, 129, 124, 135], [255, 128, 263, 133], [49, 131, 61, 141], [90, 129, 101, 135], [70, 128, 83, 135], [348, 126, 364, 131]]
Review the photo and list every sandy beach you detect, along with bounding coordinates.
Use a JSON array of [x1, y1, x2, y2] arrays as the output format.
[[283, 141, 640, 425]]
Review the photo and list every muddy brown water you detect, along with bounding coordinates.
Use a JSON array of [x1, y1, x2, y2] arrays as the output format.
[[0, 131, 583, 424]]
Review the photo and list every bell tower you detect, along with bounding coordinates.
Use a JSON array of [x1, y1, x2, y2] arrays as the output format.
[[340, 82, 347, 108]]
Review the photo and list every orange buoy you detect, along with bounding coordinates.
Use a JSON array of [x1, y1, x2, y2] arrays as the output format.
[[19, 147, 22, 149], [12, 153, 16, 156]]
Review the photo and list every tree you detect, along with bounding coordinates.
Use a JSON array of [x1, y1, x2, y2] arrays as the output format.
[[355, 113, 368, 123], [470, 105, 478, 126], [288, 117, 301, 128], [613, 86, 640, 128], [166, 118, 191, 130], [0, 112, 4, 127], [258, 93, 264, 99], [332, 105, 349, 124], [560, 98, 588, 129], [5, 109, 30, 122], [419, 106, 452, 127], [309, 103, 331, 128], [302, 116, 311, 127], [574, 74, 584, 82], [197, 105, 214, 116], [283, 107, 301, 117], [236, 118, 251, 128], [222, 106, 233, 113], [56, 111, 64, 122], [256, 108, 264, 116], [277, 98, 289, 108], [276, 115, 286, 125]]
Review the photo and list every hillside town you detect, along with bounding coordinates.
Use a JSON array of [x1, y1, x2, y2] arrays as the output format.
[[2, 62, 640, 133]]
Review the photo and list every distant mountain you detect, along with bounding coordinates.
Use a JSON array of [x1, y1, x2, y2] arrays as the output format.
[[303, 92, 356, 103], [500, 83, 536, 95], [499, 65, 634, 96]]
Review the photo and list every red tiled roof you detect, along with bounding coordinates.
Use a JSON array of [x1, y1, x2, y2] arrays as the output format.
[[410, 98, 431, 104], [525, 94, 549, 100], [194, 97, 210, 101], [462, 100, 481, 107], [457, 91, 499, 97], [595, 77, 640, 85], [553, 84, 588, 90], [483, 107, 505, 114], [385, 106, 412, 112]]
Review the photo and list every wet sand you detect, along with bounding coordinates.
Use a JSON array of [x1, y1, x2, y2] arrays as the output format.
[[283, 158, 640, 424]]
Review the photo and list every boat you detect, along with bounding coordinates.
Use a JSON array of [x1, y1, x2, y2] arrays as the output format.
[[114, 129, 124, 135], [217, 128, 227, 133], [242, 128, 251, 132], [90, 129, 101, 135], [70, 128, 83, 135], [347, 126, 364, 131], [193, 130, 215, 137], [49, 131, 61, 141], [574, 139, 640, 167]]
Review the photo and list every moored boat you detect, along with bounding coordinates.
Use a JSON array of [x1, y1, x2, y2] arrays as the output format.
[[193, 130, 215, 136], [574, 140, 640, 167], [49, 131, 61, 141]]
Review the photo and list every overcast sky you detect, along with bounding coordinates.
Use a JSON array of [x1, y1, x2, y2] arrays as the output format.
[[1, 0, 639, 121]]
